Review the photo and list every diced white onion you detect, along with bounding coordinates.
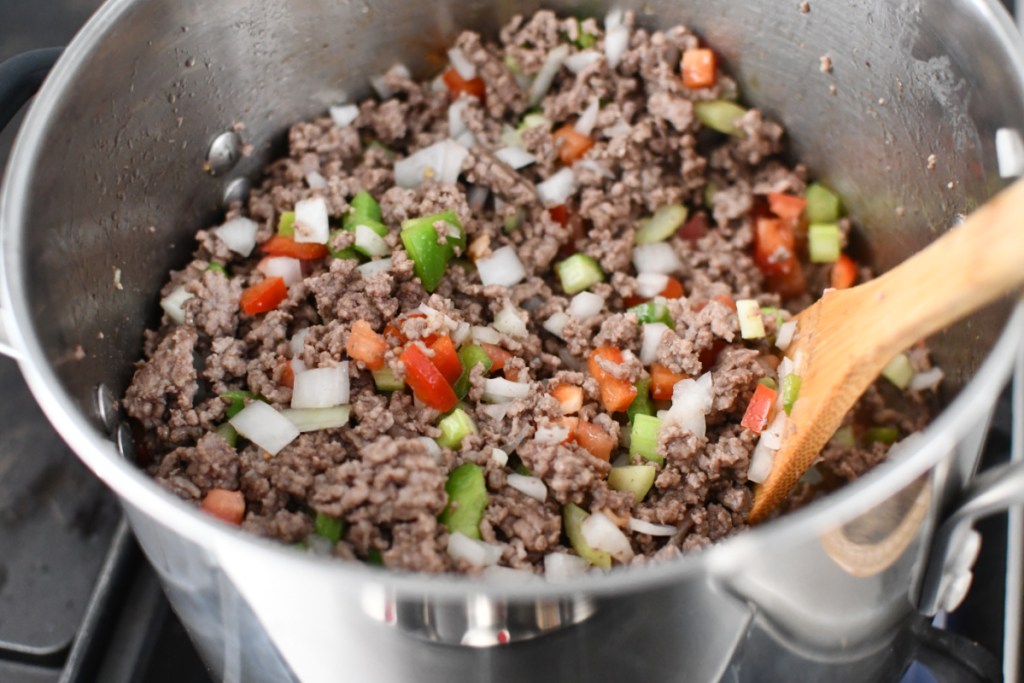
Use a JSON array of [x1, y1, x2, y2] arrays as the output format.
[[641, 323, 670, 366], [491, 447, 509, 466], [747, 438, 775, 484], [357, 257, 392, 278], [329, 103, 359, 128], [544, 552, 589, 582], [213, 217, 258, 257], [759, 410, 788, 450], [633, 242, 682, 274], [290, 358, 307, 375], [565, 50, 601, 74], [494, 146, 537, 170], [493, 301, 528, 338], [456, 130, 477, 149], [281, 405, 351, 433], [258, 256, 302, 286], [418, 436, 443, 462], [500, 124, 523, 148], [636, 273, 670, 298], [453, 321, 472, 346], [447, 47, 477, 80], [370, 63, 411, 99], [537, 168, 577, 205], [530, 44, 570, 106], [627, 518, 677, 537], [777, 356, 795, 382], [354, 224, 390, 258], [580, 511, 634, 563], [736, 299, 766, 340], [480, 402, 513, 421], [604, 11, 630, 69], [289, 328, 309, 357], [471, 325, 503, 345], [575, 98, 600, 136], [535, 423, 569, 445], [569, 291, 604, 320], [416, 304, 458, 331], [306, 534, 334, 556], [293, 197, 330, 244], [476, 246, 527, 287], [448, 98, 470, 138], [291, 364, 350, 409], [305, 171, 328, 189], [394, 139, 468, 188], [447, 532, 502, 568], [910, 367, 945, 392], [543, 312, 569, 339], [483, 377, 531, 403], [161, 286, 193, 325], [578, 159, 615, 178], [775, 320, 797, 351], [663, 372, 714, 437], [507, 473, 548, 501], [229, 401, 300, 456]]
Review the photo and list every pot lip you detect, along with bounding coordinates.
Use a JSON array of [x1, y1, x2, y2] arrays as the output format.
[[3, 0, 1024, 601]]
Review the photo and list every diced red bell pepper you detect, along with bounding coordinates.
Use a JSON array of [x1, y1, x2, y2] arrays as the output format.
[[831, 253, 858, 290], [201, 488, 245, 525], [561, 416, 580, 443], [346, 320, 389, 371], [240, 277, 288, 315], [587, 347, 638, 413], [428, 336, 462, 385], [261, 234, 329, 260], [753, 216, 797, 277], [278, 358, 295, 389], [480, 343, 513, 374], [553, 125, 595, 165], [766, 192, 808, 222], [678, 212, 709, 242], [624, 276, 685, 308], [681, 48, 717, 89], [574, 420, 615, 461], [551, 383, 584, 414], [399, 343, 458, 412], [766, 260, 807, 299], [741, 383, 777, 434], [442, 68, 486, 101], [650, 363, 688, 401], [549, 204, 569, 226]]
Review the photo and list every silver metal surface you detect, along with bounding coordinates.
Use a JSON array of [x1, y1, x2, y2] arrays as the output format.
[[205, 131, 242, 177], [222, 176, 250, 206], [1, 0, 1024, 680], [114, 421, 134, 462], [93, 382, 117, 434], [1006, 344, 1024, 683]]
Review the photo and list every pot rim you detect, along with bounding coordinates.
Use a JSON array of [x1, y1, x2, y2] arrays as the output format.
[[4, 0, 1024, 601]]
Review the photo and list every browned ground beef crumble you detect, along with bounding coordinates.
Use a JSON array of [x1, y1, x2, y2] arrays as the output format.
[[124, 10, 937, 574]]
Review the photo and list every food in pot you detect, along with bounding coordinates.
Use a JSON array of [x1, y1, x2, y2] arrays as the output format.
[[123, 10, 940, 575]]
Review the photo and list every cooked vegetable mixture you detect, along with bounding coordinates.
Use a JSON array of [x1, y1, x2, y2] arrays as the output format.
[[124, 10, 941, 577]]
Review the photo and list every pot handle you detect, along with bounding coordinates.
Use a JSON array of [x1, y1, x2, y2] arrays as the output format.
[[909, 616, 1002, 683], [918, 457, 1024, 616], [0, 47, 62, 359]]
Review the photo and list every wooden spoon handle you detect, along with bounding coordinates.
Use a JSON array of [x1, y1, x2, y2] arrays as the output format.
[[856, 177, 1024, 362]]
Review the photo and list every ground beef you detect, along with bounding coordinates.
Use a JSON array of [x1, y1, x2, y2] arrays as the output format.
[[124, 10, 939, 577]]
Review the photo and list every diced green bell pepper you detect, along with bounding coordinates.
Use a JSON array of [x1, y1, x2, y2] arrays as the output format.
[[207, 261, 228, 276], [436, 408, 477, 450], [372, 367, 406, 392], [629, 414, 663, 465], [808, 223, 841, 263], [805, 182, 842, 223], [758, 377, 778, 391], [607, 465, 657, 502], [328, 229, 361, 261], [882, 353, 914, 391], [214, 423, 238, 448], [220, 390, 257, 419], [343, 192, 387, 237], [866, 426, 899, 445], [453, 344, 494, 399], [438, 463, 488, 540], [563, 503, 612, 568], [694, 100, 748, 137], [781, 374, 802, 415], [830, 425, 856, 449], [277, 211, 296, 237], [313, 512, 344, 544], [627, 378, 654, 423], [635, 204, 688, 244], [555, 253, 605, 294], [400, 211, 465, 292], [629, 300, 674, 328]]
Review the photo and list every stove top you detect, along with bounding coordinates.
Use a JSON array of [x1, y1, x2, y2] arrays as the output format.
[[0, 1, 1018, 682]]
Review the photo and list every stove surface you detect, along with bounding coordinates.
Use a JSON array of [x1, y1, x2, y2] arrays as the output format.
[[0, 1, 1018, 682]]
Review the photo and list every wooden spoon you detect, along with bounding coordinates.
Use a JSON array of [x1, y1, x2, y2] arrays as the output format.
[[747, 178, 1024, 524]]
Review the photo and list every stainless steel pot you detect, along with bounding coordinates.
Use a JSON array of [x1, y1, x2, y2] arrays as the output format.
[[2, 0, 1024, 681]]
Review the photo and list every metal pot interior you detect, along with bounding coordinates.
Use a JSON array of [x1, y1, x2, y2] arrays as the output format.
[[3, 0, 1024, 574]]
